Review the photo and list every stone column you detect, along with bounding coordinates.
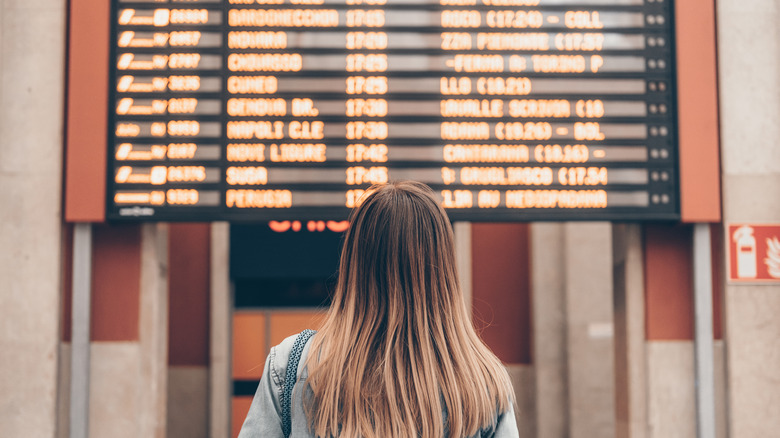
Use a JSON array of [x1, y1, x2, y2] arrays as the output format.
[[717, 1, 780, 436], [531, 223, 569, 438], [454, 222, 473, 307], [84, 224, 169, 438], [531, 222, 616, 438], [138, 223, 170, 437], [564, 222, 616, 438], [210, 222, 232, 438], [612, 224, 647, 438], [0, 0, 66, 436]]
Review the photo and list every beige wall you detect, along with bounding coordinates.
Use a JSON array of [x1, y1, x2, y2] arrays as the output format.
[[717, 0, 780, 437], [0, 0, 66, 436]]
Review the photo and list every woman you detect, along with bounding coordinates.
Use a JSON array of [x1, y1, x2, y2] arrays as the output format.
[[239, 181, 519, 438]]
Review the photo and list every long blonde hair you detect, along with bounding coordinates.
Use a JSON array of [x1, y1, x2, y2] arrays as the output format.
[[304, 181, 514, 438]]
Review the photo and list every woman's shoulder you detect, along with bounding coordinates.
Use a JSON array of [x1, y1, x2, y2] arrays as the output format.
[[267, 331, 317, 386]]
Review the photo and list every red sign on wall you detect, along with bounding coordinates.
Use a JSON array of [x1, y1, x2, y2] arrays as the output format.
[[728, 224, 780, 283]]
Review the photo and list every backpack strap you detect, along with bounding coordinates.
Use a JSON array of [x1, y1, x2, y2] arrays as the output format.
[[281, 329, 316, 438]]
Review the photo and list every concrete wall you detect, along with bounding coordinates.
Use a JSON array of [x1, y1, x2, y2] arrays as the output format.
[[717, 1, 780, 437], [0, 0, 66, 436]]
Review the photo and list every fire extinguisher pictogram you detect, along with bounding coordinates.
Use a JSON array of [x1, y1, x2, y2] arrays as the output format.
[[733, 225, 757, 279]]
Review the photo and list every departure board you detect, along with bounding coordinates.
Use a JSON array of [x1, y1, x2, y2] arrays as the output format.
[[107, 0, 678, 222]]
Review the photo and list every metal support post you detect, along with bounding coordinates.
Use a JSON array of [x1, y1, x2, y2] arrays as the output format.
[[70, 223, 93, 438], [693, 223, 716, 438]]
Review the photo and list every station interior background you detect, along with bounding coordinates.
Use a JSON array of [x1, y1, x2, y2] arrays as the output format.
[[2, 0, 780, 438]]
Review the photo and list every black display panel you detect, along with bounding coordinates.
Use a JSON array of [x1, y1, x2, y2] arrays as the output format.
[[107, 0, 678, 222]]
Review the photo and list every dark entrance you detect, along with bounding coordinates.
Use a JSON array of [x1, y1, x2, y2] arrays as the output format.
[[229, 221, 344, 437]]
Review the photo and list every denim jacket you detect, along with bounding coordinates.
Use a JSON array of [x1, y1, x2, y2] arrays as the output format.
[[238, 333, 520, 438]]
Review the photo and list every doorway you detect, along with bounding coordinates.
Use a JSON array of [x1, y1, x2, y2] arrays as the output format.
[[229, 221, 344, 437]]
